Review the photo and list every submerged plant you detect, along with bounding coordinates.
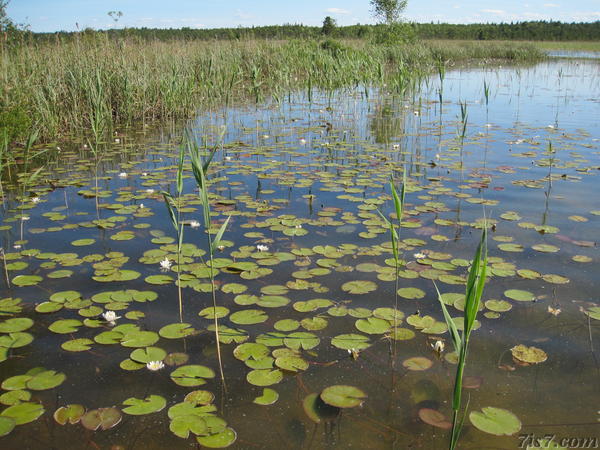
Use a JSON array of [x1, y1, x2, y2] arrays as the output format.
[[435, 225, 488, 450]]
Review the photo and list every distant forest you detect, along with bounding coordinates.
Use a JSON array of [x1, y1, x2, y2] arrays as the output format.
[[31, 21, 600, 42]]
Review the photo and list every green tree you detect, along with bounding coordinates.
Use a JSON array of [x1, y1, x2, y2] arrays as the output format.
[[321, 16, 336, 35], [370, 0, 407, 25]]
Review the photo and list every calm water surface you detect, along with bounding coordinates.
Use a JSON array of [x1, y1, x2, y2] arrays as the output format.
[[0, 57, 598, 449]]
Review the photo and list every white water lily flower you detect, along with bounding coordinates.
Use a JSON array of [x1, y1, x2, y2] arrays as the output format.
[[139, 203, 144, 209], [21, 215, 30, 221], [256, 244, 269, 252], [190, 220, 200, 228], [146, 360, 165, 371], [299, 138, 306, 145], [31, 197, 40, 204], [146, 188, 155, 194], [13, 244, 22, 249], [225, 156, 232, 161], [431, 340, 445, 354], [118, 172, 127, 178], [295, 224, 302, 229], [160, 257, 172, 271], [102, 310, 121, 324], [413, 252, 426, 259]]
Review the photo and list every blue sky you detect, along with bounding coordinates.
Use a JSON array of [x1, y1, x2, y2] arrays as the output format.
[[7, 1, 600, 33]]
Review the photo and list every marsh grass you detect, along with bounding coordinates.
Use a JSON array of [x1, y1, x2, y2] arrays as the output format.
[[435, 225, 488, 450], [1, 37, 544, 143]]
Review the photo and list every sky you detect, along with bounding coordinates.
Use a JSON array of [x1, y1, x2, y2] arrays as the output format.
[[6, 0, 600, 33]]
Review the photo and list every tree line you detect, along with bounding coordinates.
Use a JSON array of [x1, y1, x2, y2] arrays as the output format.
[[21, 21, 598, 44]]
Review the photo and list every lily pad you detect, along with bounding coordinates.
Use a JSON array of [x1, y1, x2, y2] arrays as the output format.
[[122, 395, 167, 415], [246, 369, 283, 386], [196, 427, 237, 448], [1, 402, 45, 425], [81, 407, 122, 431], [402, 357, 433, 371], [253, 388, 279, 405], [510, 345, 548, 364], [504, 289, 535, 302], [26, 370, 66, 390], [0, 416, 15, 436], [54, 404, 85, 425], [171, 365, 215, 387], [320, 385, 366, 408], [469, 406, 521, 436], [418, 408, 452, 429], [341, 280, 377, 294]]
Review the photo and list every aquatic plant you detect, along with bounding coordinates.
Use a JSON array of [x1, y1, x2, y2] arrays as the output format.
[[435, 225, 488, 450], [188, 129, 231, 386]]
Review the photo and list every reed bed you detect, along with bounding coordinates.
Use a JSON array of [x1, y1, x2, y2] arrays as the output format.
[[1, 36, 544, 142]]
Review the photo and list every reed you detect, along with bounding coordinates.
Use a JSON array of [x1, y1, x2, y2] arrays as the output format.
[[1, 37, 544, 144], [435, 225, 488, 450]]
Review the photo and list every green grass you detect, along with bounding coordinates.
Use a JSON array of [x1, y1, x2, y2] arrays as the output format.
[[0, 36, 545, 144]]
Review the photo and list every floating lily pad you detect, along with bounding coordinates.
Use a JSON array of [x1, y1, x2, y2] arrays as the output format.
[[171, 365, 215, 387], [303, 393, 340, 424], [320, 385, 366, 408], [0, 318, 33, 333], [246, 369, 283, 386], [26, 369, 66, 390], [130, 346, 167, 364], [1, 402, 45, 425], [12, 275, 43, 287], [284, 332, 319, 350], [196, 427, 237, 448], [341, 280, 377, 294], [81, 407, 122, 431], [469, 407, 521, 436], [253, 388, 279, 405], [54, 404, 85, 425], [355, 317, 391, 334], [0, 416, 15, 436], [510, 345, 548, 364], [504, 289, 535, 302], [170, 414, 208, 439], [159, 323, 195, 339], [122, 395, 166, 415], [120, 331, 159, 347], [397, 287, 426, 299], [61, 338, 93, 352], [229, 309, 268, 325], [184, 390, 215, 406]]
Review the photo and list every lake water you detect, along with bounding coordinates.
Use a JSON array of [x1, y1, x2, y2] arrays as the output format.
[[0, 55, 598, 449]]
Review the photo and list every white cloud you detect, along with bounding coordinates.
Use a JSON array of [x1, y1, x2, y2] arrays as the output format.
[[570, 11, 600, 20], [543, 3, 560, 7], [326, 8, 351, 15], [480, 9, 506, 15]]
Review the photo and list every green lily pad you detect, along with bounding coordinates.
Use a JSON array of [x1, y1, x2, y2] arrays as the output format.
[[198, 306, 230, 319], [341, 280, 377, 294], [0, 389, 31, 406], [331, 333, 372, 350], [130, 346, 167, 364], [1, 402, 45, 425], [81, 407, 122, 431], [504, 289, 535, 302], [184, 390, 215, 406], [170, 414, 208, 439], [120, 331, 159, 347], [246, 369, 283, 386], [196, 427, 237, 448], [469, 407, 521, 436], [229, 309, 268, 325], [48, 319, 82, 334], [122, 395, 166, 415], [275, 355, 309, 372], [485, 300, 512, 312], [159, 323, 195, 339], [71, 239, 95, 246], [397, 287, 426, 299], [170, 365, 215, 387], [53, 404, 85, 425], [284, 332, 319, 350], [274, 319, 300, 331], [320, 385, 366, 408], [253, 388, 279, 405], [12, 275, 43, 287], [0, 416, 15, 436], [26, 369, 66, 390], [355, 317, 391, 334], [145, 274, 173, 285], [303, 393, 340, 424], [233, 343, 269, 361], [61, 338, 94, 352], [0, 318, 33, 333], [47, 270, 74, 279]]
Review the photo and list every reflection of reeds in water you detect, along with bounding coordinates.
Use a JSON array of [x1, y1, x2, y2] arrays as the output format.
[[436, 225, 488, 450]]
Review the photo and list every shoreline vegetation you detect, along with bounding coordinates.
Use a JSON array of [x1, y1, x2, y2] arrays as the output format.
[[2, 37, 548, 145]]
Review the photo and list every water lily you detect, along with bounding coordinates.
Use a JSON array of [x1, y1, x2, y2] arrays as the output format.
[[160, 257, 172, 271], [31, 197, 40, 204], [146, 360, 164, 371], [431, 340, 445, 355], [190, 220, 200, 228], [225, 156, 232, 161], [145, 188, 155, 194], [139, 203, 144, 209], [414, 252, 426, 259], [102, 310, 121, 325], [118, 172, 127, 178], [256, 244, 269, 252]]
